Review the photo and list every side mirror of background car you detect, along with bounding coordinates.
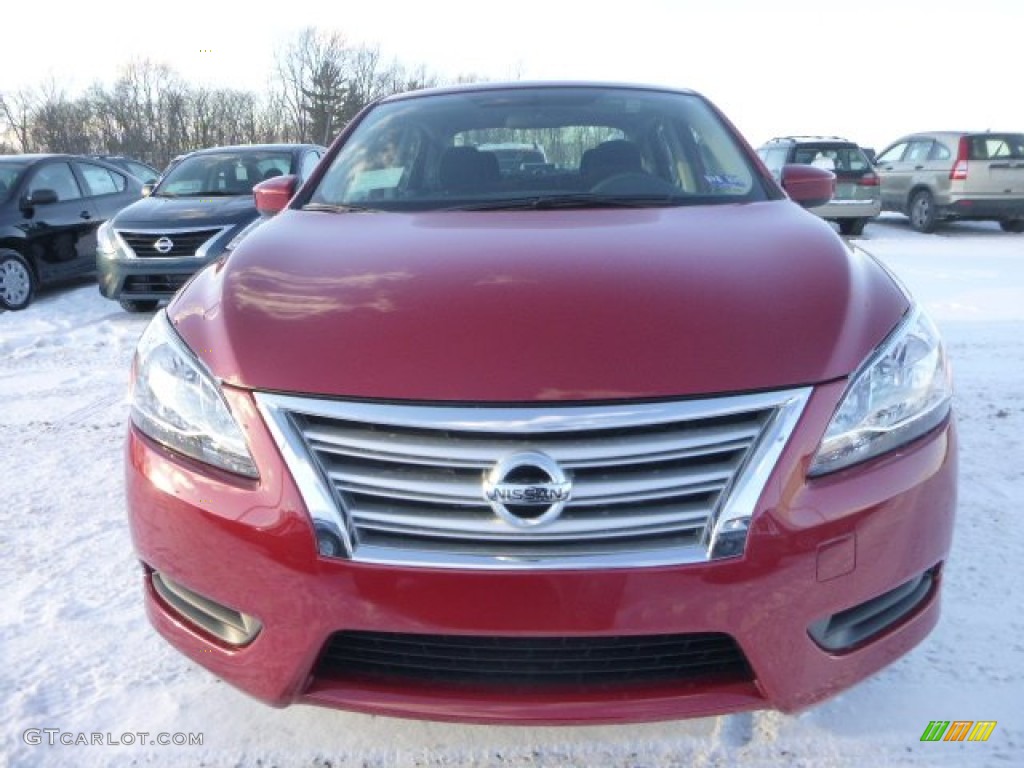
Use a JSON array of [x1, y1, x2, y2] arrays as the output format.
[[141, 184, 155, 197], [254, 174, 299, 216], [20, 188, 58, 209], [780, 164, 834, 209]]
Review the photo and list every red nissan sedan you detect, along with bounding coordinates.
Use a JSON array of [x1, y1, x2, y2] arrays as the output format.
[[126, 83, 957, 724]]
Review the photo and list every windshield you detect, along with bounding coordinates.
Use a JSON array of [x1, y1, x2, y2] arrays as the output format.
[[307, 87, 772, 211], [155, 151, 292, 197], [0, 161, 28, 202]]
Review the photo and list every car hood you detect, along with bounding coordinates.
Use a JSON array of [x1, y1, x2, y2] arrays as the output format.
[[112, 194, 257, 229], [170, 201, 908, 401]]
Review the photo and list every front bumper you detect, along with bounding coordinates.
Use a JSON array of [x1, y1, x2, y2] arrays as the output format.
[[126, 381, 957, 724], [96, 252, 217, 301]]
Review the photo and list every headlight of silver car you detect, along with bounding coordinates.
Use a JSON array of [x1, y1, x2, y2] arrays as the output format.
[[810, 307, 952, 476], [131, 311, 258, 478]]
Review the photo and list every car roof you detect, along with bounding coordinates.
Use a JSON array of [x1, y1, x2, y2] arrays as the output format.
[[380, 81, 700, 104], [762, 136, 858, 146], [0, 153, 74, 163], [188, 143, 323, 156], [884, 131, 1015, 144], [0, 154, 140, 174]]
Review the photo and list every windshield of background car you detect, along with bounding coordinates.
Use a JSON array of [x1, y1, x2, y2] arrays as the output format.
[[968, 133, 1024, 160], [307, 87, 772, 211], [155, 152, 292, 197], [0, 161, 28, 203]]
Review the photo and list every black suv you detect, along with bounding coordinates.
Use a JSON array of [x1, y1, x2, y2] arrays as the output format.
[[0, 154, 143, 310], [756, 136, 881, 236], [96, 144, 324, 312]]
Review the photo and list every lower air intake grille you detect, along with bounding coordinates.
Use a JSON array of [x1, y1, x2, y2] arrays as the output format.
[[315, 630, 751, 688], [123, 274, 191, 295]]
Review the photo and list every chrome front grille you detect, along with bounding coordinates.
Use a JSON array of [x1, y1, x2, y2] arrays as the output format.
[[256, 391, 810, 569], [117, 227, 227, 258]]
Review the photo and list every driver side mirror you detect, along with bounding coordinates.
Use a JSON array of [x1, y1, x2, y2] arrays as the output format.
[[254, 174, 299, 215], [20, 188, 58, 209], [141, 183, 155, 197], [780, 164, 834, 208]]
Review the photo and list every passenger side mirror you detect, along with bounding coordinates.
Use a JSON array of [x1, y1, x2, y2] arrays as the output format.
[[20, 188, 58, 209], [780, 164, 834, 208], [141, 183, 155, 197], [254, 174, 299, 215]]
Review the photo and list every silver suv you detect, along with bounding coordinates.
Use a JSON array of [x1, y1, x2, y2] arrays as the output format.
[[875, 131, 1024, 233], [757, 136, 880, 236]]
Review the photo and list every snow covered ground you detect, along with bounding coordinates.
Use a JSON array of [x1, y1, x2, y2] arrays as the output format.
[[1, 215, 1021, 767]]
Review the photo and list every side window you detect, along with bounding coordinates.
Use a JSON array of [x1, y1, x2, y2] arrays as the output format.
[[27, 162, 82, 201], [928, 142, 952, 162], [77, 162, 127, 196], [126, 162, 157, 183], [876, 142, 907, 164], [904, 140, 933, 163], [758, 147, 789, 175], [299, 151, 321, 181]]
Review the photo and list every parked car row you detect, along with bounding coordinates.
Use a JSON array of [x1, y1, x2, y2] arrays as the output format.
[[0, 144, 325, 310], [757, 131, 1024, 234]]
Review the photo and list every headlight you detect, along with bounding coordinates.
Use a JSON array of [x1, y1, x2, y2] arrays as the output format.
[[97, 221, 128, 257], [131, 311, 258, 478], [810, 307, 952, 476], [224, 216, 267, 251]]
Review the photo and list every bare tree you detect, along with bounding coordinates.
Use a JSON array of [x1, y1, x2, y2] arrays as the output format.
[[3, 29, 448, 162], [0, 89, 39, 153], [272, 28, 439, 146], [31, 80, 94, 154], [275, 27, 349, 144]]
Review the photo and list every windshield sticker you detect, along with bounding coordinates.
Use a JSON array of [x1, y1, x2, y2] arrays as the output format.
[[704, 174, 746, 191]]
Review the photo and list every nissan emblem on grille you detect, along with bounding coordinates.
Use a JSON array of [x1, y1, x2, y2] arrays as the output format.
[[483, 451, 572, 528], [154, 237, 174, 254]]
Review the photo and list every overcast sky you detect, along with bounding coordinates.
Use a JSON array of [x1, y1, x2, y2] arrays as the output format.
[[3, 0, 1021, 150]]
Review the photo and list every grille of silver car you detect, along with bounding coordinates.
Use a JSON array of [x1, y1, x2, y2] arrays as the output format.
[[256, 391, 809, 569], [118, 227, 225, 258]]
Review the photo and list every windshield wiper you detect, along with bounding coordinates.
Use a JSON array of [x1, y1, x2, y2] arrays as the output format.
[[301, 202, 379, 213], [444, 193, 687, 211]]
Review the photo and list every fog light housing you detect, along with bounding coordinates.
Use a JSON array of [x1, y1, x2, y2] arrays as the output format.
[[151, 571, 261, 646]]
